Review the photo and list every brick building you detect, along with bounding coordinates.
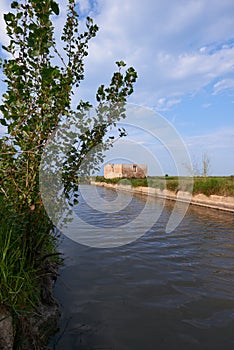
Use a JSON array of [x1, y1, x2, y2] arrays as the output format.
[[104, 164, 147, 179]]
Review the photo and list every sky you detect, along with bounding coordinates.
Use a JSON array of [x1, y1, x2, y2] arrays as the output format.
[[0, 0, 234, 175]]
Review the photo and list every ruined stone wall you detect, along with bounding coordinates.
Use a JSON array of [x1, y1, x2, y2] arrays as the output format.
[[104, 164, 147, 179], [104, 164, 123, 178], [122, 164, 147, 178]]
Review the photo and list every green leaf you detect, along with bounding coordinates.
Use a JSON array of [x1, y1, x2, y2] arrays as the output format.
[[51, 1, 59, 15], [11, 1, 19, 9], [2, 45, 10, 52], [116, 60, 126, 68], [4, 13, 15, 22], [0, 118, 8, 127], [14, 26, 23, 34]]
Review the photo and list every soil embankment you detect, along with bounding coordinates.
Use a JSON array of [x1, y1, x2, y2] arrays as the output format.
[[91, 182, 234, 213]]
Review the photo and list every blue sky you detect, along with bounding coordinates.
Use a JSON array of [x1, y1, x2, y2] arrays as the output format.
[[1, 0, 234, 175]]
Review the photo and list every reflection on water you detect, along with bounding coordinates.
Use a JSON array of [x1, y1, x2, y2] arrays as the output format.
[[48, 186, 234, 350]]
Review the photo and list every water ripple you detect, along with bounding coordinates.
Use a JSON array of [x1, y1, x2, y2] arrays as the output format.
[[49, 186, 234, 350]]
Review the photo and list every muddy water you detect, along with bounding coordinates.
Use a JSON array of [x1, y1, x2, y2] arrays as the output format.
[[48, 185, 234, 350]]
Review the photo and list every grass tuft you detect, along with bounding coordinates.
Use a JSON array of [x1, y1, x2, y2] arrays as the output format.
[[0, 226, 40, 313]]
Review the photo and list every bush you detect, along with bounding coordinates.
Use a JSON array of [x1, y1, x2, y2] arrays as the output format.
[[166, 180, 179, 192], [193, 178, 225, 196]]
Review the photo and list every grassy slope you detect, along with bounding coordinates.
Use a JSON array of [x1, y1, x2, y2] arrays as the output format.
[[94, 176, 234, 197]]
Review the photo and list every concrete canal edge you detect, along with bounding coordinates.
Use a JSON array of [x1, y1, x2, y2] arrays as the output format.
[[90, 182, 234, 213]]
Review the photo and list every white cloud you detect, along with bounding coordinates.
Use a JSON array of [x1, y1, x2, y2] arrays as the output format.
[[151, 46, 234, 96], [202, 103, 211, 108], [200, 47, 207, 53], [1, 1, 233, 175], [185, 127, 234, 150], [156, 97, 182, 111], [213, 79, 234, 95], [0, 124, 7, 136], [185, 127, 234, 175], [74, 0, 234, 107], [77, 0, 91, 14], [0, 0, 11, 47], [1, 0, 234, 109]]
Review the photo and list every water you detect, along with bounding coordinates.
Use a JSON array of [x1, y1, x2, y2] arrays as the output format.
[[48, 185, 234, 350]]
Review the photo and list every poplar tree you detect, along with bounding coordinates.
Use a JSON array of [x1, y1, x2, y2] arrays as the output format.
[[0, 0, 137, 343], [0, 0, 137, 253]]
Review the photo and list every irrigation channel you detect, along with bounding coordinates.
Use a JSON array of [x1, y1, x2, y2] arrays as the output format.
[[48, 185, 234, 350]]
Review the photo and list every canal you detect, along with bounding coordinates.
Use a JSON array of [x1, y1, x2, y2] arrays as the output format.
[[48, 185, 234, 350]]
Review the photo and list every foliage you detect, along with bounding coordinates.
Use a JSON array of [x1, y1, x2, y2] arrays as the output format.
[[0, 0, 136, 208], [193, 177, 227, 196], [0, 0, 137, 343]]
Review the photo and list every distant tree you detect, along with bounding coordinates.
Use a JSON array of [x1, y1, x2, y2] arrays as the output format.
[[183, 155, 200, 176], [201, 152, 211, 177], [183, 152, 211, 177]]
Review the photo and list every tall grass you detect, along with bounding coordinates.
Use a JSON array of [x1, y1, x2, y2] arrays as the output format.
[[192, 177, 233, 196], [0, 194, 61, 350], [94, 176, 234, 197], [0, 224, 40, 314]]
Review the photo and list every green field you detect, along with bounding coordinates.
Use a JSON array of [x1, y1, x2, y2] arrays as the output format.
[[94, 176, 234, 197]]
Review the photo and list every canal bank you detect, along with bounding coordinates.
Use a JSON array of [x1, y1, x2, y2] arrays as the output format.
[[91, 181, 234, 213]]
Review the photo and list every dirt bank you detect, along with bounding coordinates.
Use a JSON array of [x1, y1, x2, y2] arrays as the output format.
[[91, 182, 234, 213], [0, 261, 60, 350]]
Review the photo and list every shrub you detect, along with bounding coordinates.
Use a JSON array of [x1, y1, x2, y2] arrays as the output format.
[[193, 178, 225, 196]]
